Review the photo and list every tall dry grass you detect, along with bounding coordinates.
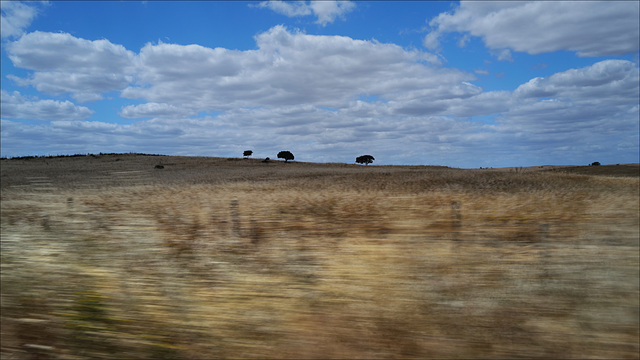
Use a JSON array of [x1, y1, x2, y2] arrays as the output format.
[[1, 156, 638, 359]]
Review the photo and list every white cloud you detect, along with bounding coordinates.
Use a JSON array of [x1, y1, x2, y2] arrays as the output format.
[[7, 31, 134, 73], [309, 0, 355, 26], [120, 103, 197, 119], [513, 60, 639, 102], [254, 0, 355, 26], [0, 90, 94, 121], [7, 72, 129, 102], [0, 1, 41, 39], [492, 49, 512, 63], [254, 0, 311, 17], [498, 60, 639, 160], [6, 31, 136, 101], [122, 25, 453, 113], [425, 1, 640, 57], [2, 27, 638, 166]]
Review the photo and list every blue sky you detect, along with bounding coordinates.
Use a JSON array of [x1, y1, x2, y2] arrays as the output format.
[[1, 1, 638, 167]]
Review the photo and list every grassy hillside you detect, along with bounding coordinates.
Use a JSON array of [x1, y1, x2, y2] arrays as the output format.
[[2, 154, 638, 359], [549, 163, 640, 177]]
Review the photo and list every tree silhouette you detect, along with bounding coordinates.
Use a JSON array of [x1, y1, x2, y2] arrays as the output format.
[[243, 150, 253, 158], [277, 151, 294, 162], [356, 155, 375, 165]]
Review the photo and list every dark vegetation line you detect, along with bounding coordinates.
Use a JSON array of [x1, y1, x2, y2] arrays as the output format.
[[0, 152, 165, 160]]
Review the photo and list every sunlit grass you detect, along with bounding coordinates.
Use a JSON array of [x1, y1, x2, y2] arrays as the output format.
[[1, 155, 638, 359]]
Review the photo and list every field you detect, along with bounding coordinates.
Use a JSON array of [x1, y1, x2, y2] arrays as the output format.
[[1, 154, 638, 359]]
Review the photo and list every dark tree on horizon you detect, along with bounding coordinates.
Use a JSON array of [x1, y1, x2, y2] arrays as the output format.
[[243, 150, 253, 158], [356, 155, 375, 165], [277, 151, 294, 162]]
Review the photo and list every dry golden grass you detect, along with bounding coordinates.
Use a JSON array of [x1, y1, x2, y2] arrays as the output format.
[[1, 154, 639, 359]]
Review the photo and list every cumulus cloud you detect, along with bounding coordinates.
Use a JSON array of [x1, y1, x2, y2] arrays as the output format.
[[0, 1, 42, 39], [254, 0, 355, 26], [120, 103, 197, 119], [2, 26, 638, 166], [513, 60, 639, 102], [1, 90, 94, 121], [425, 1, 640, 57], [37, 60, 637, 164], [6, 31, 135, 101], [309, 1, 355, 26], [120, 25, 452, 115], [254, 0, 311, 17], [496, 60, 639, 161]]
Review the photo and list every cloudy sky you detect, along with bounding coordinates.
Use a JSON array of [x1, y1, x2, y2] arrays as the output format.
[[1, 1, 638, 167]]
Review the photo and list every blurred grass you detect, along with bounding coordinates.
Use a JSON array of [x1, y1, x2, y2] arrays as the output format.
[[1, 155, 639, 359], [551, 164, 639, 177]]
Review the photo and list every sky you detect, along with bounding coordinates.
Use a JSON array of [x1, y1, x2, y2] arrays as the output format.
[[1, 1, 639, 168]]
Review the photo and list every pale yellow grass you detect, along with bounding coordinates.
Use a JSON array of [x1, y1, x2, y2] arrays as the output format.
[[1, 156, 638, 359]]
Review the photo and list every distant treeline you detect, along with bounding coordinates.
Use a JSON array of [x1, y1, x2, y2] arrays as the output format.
[[0, 152, 164, 160]]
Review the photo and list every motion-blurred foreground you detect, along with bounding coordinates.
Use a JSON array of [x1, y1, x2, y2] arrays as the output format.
[[2, 155, 639, 359]]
